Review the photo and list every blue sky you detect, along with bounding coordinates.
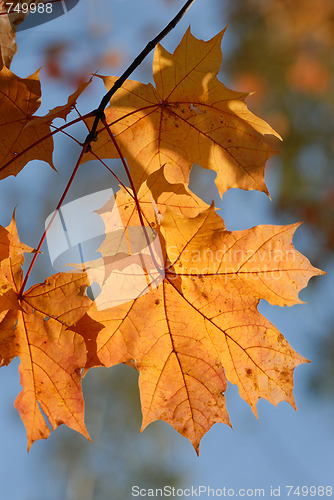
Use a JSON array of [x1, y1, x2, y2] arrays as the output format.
[[0, 1, 333, 498]]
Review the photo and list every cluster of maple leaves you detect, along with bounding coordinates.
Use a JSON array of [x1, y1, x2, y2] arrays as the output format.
[[0, 20, 324, 453]]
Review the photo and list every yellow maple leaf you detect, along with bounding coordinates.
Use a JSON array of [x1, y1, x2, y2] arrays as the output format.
[[84, 28, 281, 196], [0, 67, 90, 180], [0, 215, 92, 449], [71, 194, 323, 453], [0, 66, 54, 179]]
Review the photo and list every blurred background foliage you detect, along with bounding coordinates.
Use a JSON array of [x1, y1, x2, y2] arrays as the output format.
[[222, 0, 334, 262]]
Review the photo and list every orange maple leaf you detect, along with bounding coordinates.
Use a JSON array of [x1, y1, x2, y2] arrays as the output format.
[[84, 28, 281, 195], [71, 192, 323, 453], [32, 80, 91, 125], [0, 215, 92, 449], [0, 67, 90, 180], [0, 66, 54, 179]]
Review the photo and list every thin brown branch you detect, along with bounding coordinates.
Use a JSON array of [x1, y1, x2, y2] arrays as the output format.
[[50, 124, 83, 146], [0, 112, 94, 174], [88, 150, 133, 197], [18, 143, 89, 297], [101, 117, 164, 275], [84, 0, 197, 149]]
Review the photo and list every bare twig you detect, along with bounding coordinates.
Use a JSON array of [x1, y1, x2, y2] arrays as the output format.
[[18, 143, 89, 297], [101, 117, 164, 276], [0, 112, 94, 174]]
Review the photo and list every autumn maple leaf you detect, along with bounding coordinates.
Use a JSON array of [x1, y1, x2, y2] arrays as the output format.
[[0, 214, 92, 449], [84, 28, 281, 196], [70, 190, 323, 453], [0, 67, 90, 180], [0, 66, 54, 179]]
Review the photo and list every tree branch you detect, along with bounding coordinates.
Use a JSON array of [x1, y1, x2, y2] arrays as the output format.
[[84, 0, 197, 149], [18, 143, 89, 297]]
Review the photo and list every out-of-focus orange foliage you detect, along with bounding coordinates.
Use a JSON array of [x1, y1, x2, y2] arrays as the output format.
[[228, 0, 334, 100], [226, 0, 334, 255], [259, 0, 334, 49], [287, 53, 331, 95], [41, 40, 125, 87]]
